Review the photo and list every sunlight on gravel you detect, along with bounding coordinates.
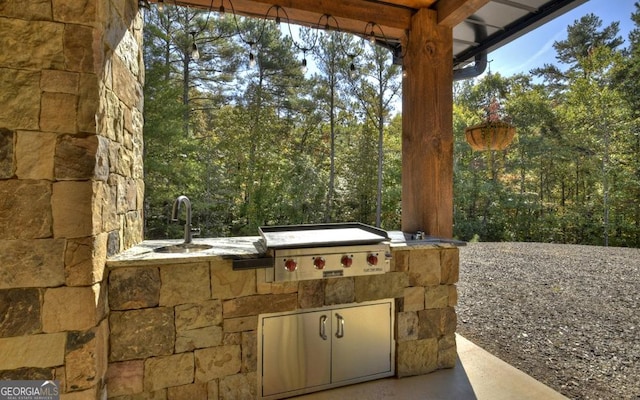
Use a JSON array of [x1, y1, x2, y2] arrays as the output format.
[[457, 242, 640, 400]]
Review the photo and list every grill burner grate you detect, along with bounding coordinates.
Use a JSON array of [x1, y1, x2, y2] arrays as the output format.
[[259, 223, 389, 249]]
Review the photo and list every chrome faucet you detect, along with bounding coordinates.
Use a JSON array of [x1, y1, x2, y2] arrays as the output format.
[[171, 195, 200, 244]]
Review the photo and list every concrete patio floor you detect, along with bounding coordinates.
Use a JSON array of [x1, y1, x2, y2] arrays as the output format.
[[294, 334, 569, 400]]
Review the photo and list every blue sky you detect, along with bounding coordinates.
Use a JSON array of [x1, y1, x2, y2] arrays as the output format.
[[487, 0, 637, 76]]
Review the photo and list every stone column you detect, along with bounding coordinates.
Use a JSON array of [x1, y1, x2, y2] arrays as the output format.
[[0, 0, 144, 397]]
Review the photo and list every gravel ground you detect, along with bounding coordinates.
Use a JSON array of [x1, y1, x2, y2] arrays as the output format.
[[457, 242, 640, 400]]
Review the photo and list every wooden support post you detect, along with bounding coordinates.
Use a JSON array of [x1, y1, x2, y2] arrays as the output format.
[[401, 8, 453, 238]]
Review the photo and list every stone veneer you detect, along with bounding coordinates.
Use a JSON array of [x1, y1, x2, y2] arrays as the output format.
[[0, 0, 144, 398], [0, 2, 459, 399], [106, 245, 459, 399]]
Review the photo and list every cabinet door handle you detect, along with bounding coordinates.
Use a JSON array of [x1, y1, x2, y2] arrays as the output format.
[[319, 315, 328, 340], [335, 313, 344, 338]]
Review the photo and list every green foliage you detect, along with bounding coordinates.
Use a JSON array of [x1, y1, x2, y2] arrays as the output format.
[[553, 13, 624, 69], [143, 7, 401, 239], [142, 6, 640, 247], [453, 11, 640, 247]]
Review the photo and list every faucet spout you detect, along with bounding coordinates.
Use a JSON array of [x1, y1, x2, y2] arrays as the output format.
[[172, 195, 193, 244]]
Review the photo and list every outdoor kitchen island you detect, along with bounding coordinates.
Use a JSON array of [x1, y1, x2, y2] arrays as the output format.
[[105, 234, 459, 399]]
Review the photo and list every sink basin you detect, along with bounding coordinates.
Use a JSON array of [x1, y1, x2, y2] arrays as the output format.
[[153, 243, 213, 253]]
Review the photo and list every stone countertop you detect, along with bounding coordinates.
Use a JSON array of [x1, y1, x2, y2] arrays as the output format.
[[106, 234, 463, 268], [106, 236, 264, 267]]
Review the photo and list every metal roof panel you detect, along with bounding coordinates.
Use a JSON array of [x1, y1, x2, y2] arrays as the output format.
[[452, 0, 587, 67]]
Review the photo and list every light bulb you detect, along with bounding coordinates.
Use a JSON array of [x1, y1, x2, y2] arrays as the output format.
[[191, 43, 200, 61], [349, 62, 356, 79], [219, 5, 225, 13], [369, 31, 376, 44], [157, 0, 164, 13], [402, 70, 408, 79], [301, 58, 308, 74], [249, 52, 256, 68]]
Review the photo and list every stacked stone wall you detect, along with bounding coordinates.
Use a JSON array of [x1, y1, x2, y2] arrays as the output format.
[[0, 0, 144, 397], [106, 245, 458, 398]]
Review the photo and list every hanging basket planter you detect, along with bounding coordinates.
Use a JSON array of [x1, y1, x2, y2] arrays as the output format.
[[464, 121, 516, 151]]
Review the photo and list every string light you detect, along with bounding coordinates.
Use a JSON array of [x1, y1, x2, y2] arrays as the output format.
[[369, 30, 376, 44], [361, 21, 376, 45], [349, 56, 357, 79], [191, 42, 200, 61], [190, 32, 200, 61], [248, 42, 256, 68], [158, 2, 397, 76], [274, 7, 320, 75]]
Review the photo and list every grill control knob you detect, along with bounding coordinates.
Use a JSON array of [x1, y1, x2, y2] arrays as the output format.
[[367, 254, 378, 266], [313, 257, 326, 270], [284, 258, 297, 272], [341, 255, 353, 268]]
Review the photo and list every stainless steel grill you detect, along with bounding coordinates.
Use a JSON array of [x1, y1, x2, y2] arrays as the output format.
[[261, 223, 391, 282], [246, 224, 394, 399], [233, 223, 391, 282]]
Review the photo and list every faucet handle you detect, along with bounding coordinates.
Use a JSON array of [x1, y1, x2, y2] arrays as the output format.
[[191, 226, 201, 237]]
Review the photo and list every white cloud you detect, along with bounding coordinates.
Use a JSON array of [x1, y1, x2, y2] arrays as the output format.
[[502, 29, 566, 75]]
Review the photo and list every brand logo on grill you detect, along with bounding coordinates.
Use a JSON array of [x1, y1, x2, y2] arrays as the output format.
[[323, 270, 343, 278]]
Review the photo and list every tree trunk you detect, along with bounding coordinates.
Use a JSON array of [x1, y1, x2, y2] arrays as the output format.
[[182, 57, 190, 137], [602, 120, 610, 246], [246, 70, 265, 229], [375, 70, 384, 227], [326, 79, 336, 223], [636, 132, 640, 244]]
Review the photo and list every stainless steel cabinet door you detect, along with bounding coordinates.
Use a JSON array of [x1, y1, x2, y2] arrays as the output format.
[[261, 310, 332, 397], [331, 302, 393, 383]]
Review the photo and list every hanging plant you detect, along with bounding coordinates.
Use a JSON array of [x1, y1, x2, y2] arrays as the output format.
[[464, 97, 516, 151], [465, 120, 516, 151]]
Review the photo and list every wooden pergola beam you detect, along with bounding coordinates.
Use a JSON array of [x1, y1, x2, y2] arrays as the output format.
[[401, 8, 453, 237], [434, 0, 490, 27], [162, 0, 493, 53], [386, 0, 437, 7], [164, 0, 412, 40]]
